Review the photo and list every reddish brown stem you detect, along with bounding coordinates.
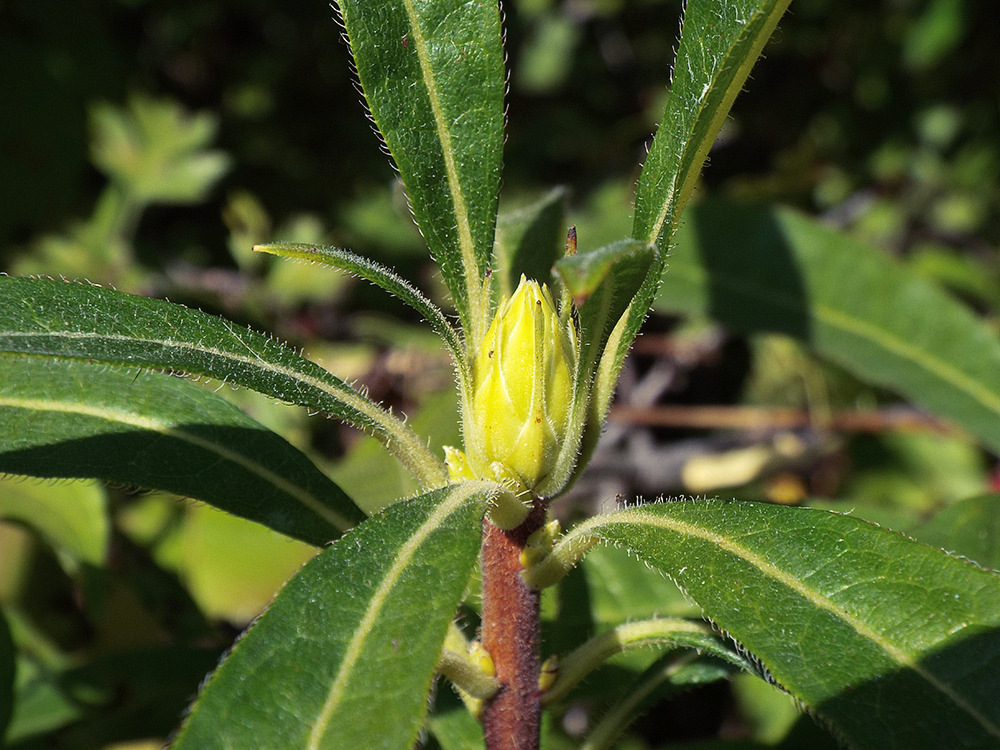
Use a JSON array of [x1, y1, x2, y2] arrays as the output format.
[[480, 499, 546, 750]]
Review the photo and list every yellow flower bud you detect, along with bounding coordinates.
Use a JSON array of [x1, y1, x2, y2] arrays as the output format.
[[467, 275, 576, 489]]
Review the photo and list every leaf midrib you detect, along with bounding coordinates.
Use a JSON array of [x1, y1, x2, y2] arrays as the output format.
[[581, 510, 1000, 739], [306, 481, 488, 749], [0, 394, 353, 531]]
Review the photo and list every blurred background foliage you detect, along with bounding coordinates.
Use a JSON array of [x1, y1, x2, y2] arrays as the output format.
[[2, 0, 1000, 747]]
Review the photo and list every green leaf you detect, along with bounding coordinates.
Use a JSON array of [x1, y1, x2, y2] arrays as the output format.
[[253, 242, 466, 374], [580, 545, 697, 626], [171, 481, 493, 750], [5, 654, 85, 745], [0, 609, 13, 742], [495, 188, 568, 296], [0, 357, 363, 546], [579, 652, 739, 750], [554, 239, 656, 357], [623, 0, 792, 390], [429, 695, 486, 750], [916, 494, 1000, 571], [543, 618, 747, 707], [337, 0, 505, 345], [657, 202, 1000, 458], [90, 95, 230, 205], [632, 0, 792, 248], [0, 478, 108, 567], [0, 276, 447, 488], [543, 239, 656, 497], [574, 499, 1000, 750], [178, 504, 318, 625]]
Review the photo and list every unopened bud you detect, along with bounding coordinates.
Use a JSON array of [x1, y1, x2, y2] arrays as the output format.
[[467, 275, 576, 489]]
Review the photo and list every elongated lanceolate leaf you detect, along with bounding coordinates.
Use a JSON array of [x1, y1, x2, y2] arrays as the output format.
[[254, 242, 466, 373], [0, 478, 108, 567], [0, 277, 446, 488], [916, 494, 1000, 572], [171, 482, 493, 750], [336, 0, 505, 345], [0, 357, 362, 545], [657, 202, 1000, 458], [573, 499, 1000, 750], [623, 0, 792, 378]]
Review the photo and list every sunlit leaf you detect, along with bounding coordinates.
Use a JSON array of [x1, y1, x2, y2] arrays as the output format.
[[571, 499, 1000, 749], [337, 0, 505, 345], [0, 357, 362, 545], [171, 481, 493, 750]]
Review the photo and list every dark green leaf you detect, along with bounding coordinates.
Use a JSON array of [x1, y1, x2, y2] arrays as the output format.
[[0, 357, 363, 545], [657, 202, 1000, 458], [171, 481, 493, 750], [580, 499, 1000, 750], [0, 277, 446, 487], [337, 0, 505, 345], [545, 240, 656, 497], [916, 494, 1000, 571], [429, 694, 486, 750], [495, 188, 568, 296], [5, 655, 84, 745], [580, 545, 697, 626], [554, 239, 656, 357]]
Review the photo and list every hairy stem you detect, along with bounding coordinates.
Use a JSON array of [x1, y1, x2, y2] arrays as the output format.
[[480, 498, 546, 750]]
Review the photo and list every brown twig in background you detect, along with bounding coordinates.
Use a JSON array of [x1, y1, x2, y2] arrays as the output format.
[[608, 405, 954, 434]]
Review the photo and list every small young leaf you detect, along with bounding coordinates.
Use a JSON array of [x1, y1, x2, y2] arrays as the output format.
[[170, 481, 494, 750], [554, 239, 656, 353], [253, 242, 465, 373], [657, 202, 1000, 459], [337, 0, 505, 345], [0, 357, 362, 545], [578, 499, 1000, 750], [0, 277, 447, 488], [541, 239, 656, 498], [495, 188, 568, 296]]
